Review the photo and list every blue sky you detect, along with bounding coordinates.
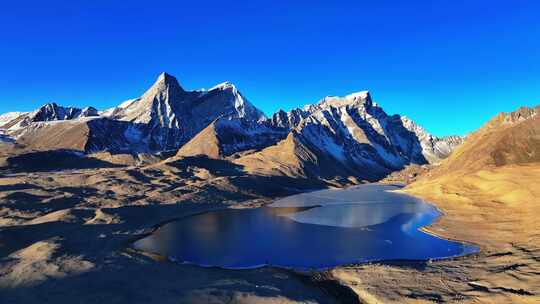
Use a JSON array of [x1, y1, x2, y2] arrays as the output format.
[[0, 0, 539, 136]]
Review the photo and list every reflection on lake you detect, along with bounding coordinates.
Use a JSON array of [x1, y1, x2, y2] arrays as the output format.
[[133, 184, 478, 269]]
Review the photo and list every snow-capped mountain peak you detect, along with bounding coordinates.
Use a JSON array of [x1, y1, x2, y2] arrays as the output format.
[[105, 73, 186, 125], [0, 103, 100, 137], [209, 81, 236, 91], [29, 102, 98, 122], [303, 91, 373, 113], [144, 72, 186, 97], [97, 73, 267, 151], [346, 90, 370, 100], [203, 81, 266, 122]]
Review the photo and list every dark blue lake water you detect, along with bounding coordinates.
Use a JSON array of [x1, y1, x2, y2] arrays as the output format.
[[133, 184, 477, 269]]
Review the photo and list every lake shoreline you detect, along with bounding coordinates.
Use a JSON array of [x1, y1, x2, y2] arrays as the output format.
[[333, 165, 540, 303], [132, 184, 477, 271]]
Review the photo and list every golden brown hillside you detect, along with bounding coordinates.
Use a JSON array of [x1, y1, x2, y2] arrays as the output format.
[[373, 105, 540, 303], [427, 105, 540, 175], [234, 132, 317, 178], [176, 122, 223, 159], [234, 131, 379, 183]]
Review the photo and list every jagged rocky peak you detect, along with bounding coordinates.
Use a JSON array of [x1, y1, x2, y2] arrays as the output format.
[[271, 109, 289, 128], [0, 102, 100, 135], [143, 72, 185, 98], [31, 102, 98, 121], [80, 106, 99, 117], [271, 108, 306, 129], [158, 71, 182, 85], [503, 105, 539, 124], [314, 91, 373, 110], [204, 81, 266, 121], [274, 90, 382, 134], [108, 72, 186, 124], [33, 102, 66, 121], [209, 81, 236, 91], [399, 116, 465, 162]]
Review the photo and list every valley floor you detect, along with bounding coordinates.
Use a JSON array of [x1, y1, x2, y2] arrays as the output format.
[[1, 159, 539, 303]]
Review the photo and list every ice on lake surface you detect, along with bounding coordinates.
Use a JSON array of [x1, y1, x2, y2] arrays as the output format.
[[134, 184, 478, 269]]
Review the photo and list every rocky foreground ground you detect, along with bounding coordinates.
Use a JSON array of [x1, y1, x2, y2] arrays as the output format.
[[337, 164, 540, 303], [0, 153, 538, 303]]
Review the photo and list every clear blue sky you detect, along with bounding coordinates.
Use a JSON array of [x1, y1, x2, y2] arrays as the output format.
[[1, 1, 539, 136]]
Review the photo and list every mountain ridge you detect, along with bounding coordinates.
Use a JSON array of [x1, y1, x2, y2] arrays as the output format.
[[0, 72, 464, 181], [423, 104, 540, 175]]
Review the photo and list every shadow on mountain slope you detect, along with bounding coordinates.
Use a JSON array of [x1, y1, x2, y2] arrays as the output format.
[[166, 155, 246, 176], [1, 150, 125, 173]]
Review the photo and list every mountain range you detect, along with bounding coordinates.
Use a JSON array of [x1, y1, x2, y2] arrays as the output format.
[[0, 72, 463, 181]]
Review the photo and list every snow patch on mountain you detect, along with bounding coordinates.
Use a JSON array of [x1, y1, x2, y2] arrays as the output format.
[[0, 112, 27, 128], [1, 103, 99, 135], [269, 90, 461, 171], [101, 98, 138, 117]]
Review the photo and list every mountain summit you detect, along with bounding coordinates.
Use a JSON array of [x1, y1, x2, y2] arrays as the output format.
[[102, 73, 266, 151], [156, 72, 185, 90]]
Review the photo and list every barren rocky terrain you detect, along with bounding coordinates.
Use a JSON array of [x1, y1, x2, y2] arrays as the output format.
[[334, 164, 540, 303], [0, 154, 352, 304]]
